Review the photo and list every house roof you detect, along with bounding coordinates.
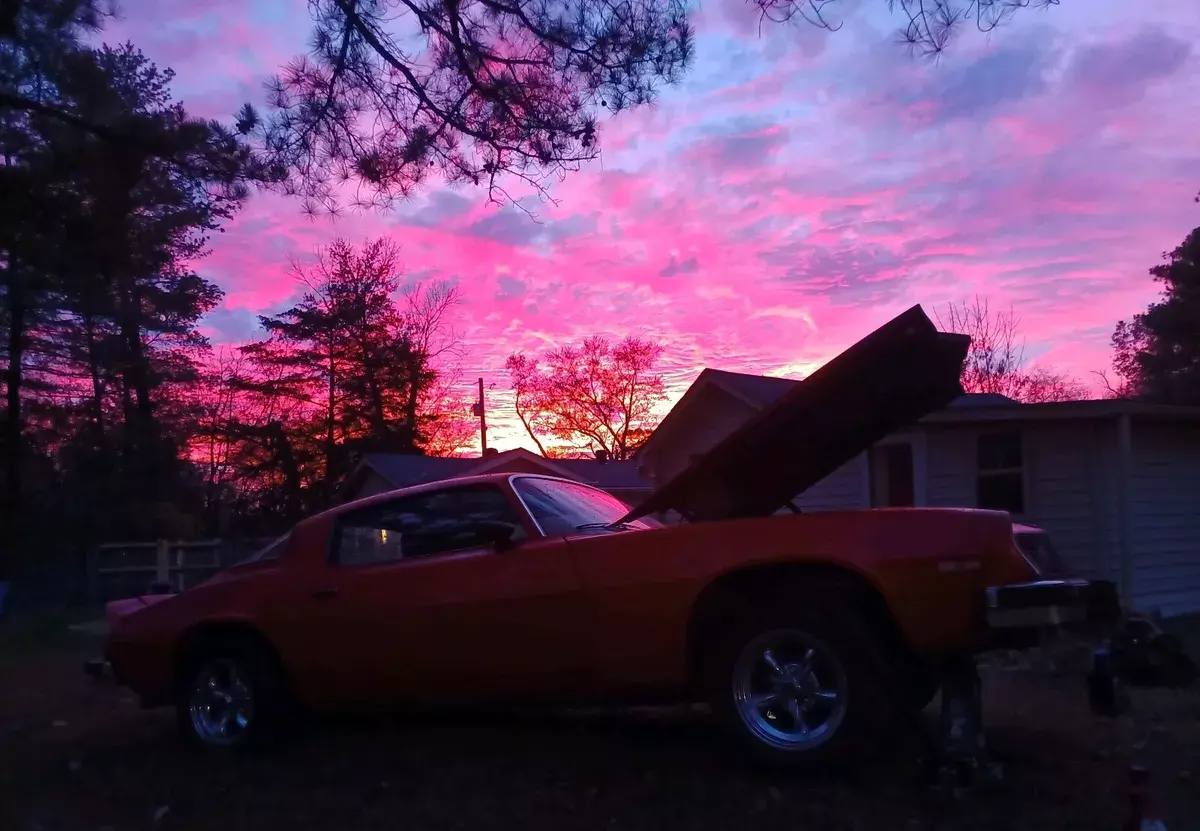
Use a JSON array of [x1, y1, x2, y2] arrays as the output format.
[[355, 448, 653, 495], [358, 454, 479, 490], [921, 398, 1200, 423], [703, 369, 798, 408], [552, 459, 653, 490]]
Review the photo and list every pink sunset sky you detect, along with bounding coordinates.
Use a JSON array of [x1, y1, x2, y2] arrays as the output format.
[[105, 0, 1200, 453]]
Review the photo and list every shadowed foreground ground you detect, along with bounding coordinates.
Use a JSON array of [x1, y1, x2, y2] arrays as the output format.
[[2, 616, 1198, 831]]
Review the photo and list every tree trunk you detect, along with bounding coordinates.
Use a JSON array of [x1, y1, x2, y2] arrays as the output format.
[[113, 273, 159, 493], [2, 258, 25, 520], [82, 306, 106, 432], [325, 345, 336, 493], [358, 338, 387, 438], [402, 354, 424, 450], [264, 420, 302, 522]]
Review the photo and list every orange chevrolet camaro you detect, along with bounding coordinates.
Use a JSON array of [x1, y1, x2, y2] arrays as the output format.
[[99, 306, 1120, 764]]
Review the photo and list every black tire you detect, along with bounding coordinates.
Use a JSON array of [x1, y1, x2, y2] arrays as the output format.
[[175, 636, 290, 752], [703, 599, 901, 768]]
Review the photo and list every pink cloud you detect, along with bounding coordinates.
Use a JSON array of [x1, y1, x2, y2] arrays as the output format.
[[106, 0, 1200, 451]]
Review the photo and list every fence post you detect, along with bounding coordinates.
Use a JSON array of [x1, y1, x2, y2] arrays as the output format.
[[86, 546, 97, 606], [155, 539, 168, 585]]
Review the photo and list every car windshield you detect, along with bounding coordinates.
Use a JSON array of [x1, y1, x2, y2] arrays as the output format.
[[512, 477, 662, 536], [240, 533, 290, 564], [1015, 529, 1068, 577]]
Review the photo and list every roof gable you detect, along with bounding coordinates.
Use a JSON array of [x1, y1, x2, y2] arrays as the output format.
[[359, 454, 477, 489], [464, 448, 581, 480], [704, 369, 798, 408], [553, 458, 653, 490]]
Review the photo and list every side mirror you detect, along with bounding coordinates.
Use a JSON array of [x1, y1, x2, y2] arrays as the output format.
[[471, 519, 519, 551]]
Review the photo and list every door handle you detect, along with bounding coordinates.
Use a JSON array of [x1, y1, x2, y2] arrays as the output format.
[[310, 586, 340, 598]]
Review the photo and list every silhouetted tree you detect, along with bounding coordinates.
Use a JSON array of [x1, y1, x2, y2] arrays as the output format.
[[238, 239, 418, 494], [506, 335, 665, 459], [1, 36, 257, 573], [227, 237, 466, 514], [936, 295, 1087, 402], [1109, 226, 1200, 405]]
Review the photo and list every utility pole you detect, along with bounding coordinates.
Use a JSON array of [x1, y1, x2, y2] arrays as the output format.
[[472, 377, 488, 455]]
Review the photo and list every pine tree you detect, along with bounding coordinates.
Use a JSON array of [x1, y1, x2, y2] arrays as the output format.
[[237, 237, 435, 506], [1111, 227, 1200, 404]]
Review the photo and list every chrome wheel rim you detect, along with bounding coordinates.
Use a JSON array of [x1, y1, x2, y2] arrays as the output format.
[[188, 658, 255, 746], [732, 629, 848, 751]]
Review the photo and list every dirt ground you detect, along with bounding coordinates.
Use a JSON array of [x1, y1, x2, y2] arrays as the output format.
[[2, 615, 1198, 831]]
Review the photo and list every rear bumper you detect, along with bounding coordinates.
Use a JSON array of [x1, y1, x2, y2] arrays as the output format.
[[984, 578, 1121, 647]]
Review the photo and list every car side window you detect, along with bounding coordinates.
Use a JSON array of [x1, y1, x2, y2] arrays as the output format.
[[332, 485, 528, 566]]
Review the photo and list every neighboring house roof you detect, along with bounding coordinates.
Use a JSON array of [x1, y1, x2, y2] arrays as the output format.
[[703, 369, 798, 408], [922, 398, 1200, 423], [633, 369, 798, 463], [945, 393, 1019, 408], [349, 447, 653, 498], [467, 447, 582, 481], [702, 369, 1018, 411], [552, 458, 654, 490], [358, 454, 480, 490]]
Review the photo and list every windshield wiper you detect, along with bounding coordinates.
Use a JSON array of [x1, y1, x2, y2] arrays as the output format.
[[575, 522, 634, 532]]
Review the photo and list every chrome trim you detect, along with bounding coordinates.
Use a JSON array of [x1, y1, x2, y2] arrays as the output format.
[[731, 629, 848, 752], [188, 657, 255, 747], [985, 578, 1092, 608], [507, 473, 552, 537], [987, 605, 1087, 629]]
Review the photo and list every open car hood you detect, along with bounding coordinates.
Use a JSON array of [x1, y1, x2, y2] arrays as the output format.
[[621, 305, 970, 523]]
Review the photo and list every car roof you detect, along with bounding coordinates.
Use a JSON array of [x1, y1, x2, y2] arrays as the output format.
[[310, 472, 588, 521]]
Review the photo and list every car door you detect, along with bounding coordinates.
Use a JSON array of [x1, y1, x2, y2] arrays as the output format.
[[303, 483, 588, 708], [510, 476, 697, 694]]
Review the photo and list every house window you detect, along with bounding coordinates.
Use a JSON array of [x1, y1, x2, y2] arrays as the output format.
[[976, 430, 1024, 515]]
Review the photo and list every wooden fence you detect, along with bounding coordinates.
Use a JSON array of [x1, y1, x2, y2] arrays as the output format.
[[90, 538, 272, 603]]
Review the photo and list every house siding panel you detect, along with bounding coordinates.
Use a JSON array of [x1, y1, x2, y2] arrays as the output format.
[[1129, 423, 1200, 617], [924, 422, 1121, 584], [792, 455, 868, 512], [925, 427, 976, 509], [1091, 420, 1124, 587], [1023, 422, 1111, 581]]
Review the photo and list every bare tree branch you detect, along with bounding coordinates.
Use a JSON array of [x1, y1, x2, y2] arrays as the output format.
[[241, 0, 1056, 212], [937, 295, 1087, 402], [749, 0, 1059, 58]]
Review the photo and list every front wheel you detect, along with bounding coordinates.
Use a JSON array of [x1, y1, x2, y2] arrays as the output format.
[[706, 604, 897, 766], [175, 639, 288, 751]]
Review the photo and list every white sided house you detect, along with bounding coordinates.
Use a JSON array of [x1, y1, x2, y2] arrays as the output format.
[[635, 369, 1200, 618]]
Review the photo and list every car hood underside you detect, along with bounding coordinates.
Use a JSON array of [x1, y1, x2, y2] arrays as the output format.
[[622, 304, 970, 524]]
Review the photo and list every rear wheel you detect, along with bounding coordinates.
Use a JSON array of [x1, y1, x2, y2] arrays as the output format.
[[705, 602, 898, 766], [175, 638, 289, 751]]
